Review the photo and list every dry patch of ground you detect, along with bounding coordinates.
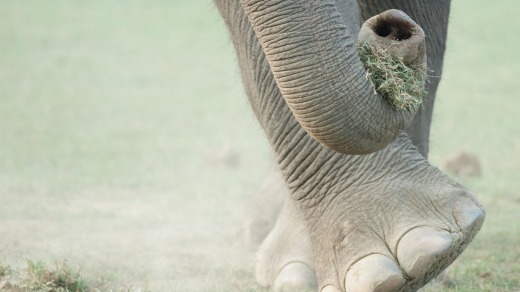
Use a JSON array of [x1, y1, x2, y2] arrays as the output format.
[[0, 190, 263, 291]]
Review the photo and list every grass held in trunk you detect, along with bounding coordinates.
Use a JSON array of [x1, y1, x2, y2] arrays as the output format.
[[358, 41, 427, 111]]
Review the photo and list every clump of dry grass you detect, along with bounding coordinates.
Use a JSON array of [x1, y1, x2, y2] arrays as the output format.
[[0, 261, 92, 292], [357, 41, 427, 112], [22, 261, 89, 292], [0, 263, 10, 278]]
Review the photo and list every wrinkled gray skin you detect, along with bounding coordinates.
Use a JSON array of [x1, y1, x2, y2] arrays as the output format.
[[214, 0, 485, 291]]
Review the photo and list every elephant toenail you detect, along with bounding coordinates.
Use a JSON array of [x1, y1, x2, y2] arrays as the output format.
[[274, 262, 318, 292], [321, 285, 342, 292], [345, 254, 404, 292], [453, 198, 485, 232], [396, 227, 452, 278]]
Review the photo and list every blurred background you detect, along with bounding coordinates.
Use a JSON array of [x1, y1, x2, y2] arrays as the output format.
[[0, 0, 518, 290]]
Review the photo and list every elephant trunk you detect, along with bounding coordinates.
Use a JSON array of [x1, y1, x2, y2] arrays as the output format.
[[240, 1, 426, 155], [359, 9, 426, 67]]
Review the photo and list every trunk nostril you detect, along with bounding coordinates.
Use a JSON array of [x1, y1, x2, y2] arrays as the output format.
[[358, 9, 426, 66], [357, 9, 427, 111], [373, 19, 413, 41]]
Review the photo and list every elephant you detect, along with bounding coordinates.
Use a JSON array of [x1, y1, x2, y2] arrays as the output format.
[[214, 0, 485, 291]]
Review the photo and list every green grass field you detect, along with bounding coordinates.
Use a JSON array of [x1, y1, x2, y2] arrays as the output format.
[[1, 0, 519, 291]]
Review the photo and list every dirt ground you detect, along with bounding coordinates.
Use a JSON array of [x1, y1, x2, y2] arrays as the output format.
[[1, 189, 264, 291]]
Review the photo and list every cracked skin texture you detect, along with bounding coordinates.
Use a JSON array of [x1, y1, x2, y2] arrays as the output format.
[[256, 134, 484, 292], [214, 0, 485, 291]]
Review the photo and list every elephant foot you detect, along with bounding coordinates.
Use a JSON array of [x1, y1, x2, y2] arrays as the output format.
[[296, 136, 485, 291], [255, 198, 318, 292], [253, 199, 460, 292], [242, 165, 286, 250], [253, 195, 465, 292]]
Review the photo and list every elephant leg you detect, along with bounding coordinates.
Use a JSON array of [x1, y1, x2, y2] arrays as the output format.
[[242, 163, 287, 250], [216, 1, 484, 290], [241, 160, 317, 290], [243, 163, 317, 290], [256, 194, 317, 292]]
